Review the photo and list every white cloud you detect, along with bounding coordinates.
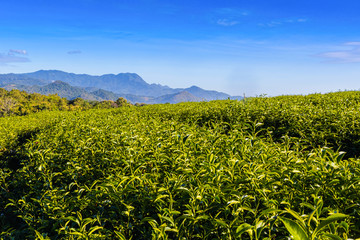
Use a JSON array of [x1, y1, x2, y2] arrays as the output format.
[[258, 21, 281, 27], [8, 49, 28, 55], [0, 49, 30, 65], [67, 50, 82, 54], [215, 8, 249, 17], [344, 42, 360, 46], [297, 18, 308, 23], [259, 18, 308, 27], [0, 53, 30, 65], [217, 19, 239, 26], [316, 43, 360, 63], [213, 8, 248, 27]]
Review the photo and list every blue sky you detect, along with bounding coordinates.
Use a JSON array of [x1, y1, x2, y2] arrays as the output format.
[[1, 0, 360, 96]]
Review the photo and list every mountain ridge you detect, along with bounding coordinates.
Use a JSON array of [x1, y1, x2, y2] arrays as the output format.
[[0, 70, 241, 103]]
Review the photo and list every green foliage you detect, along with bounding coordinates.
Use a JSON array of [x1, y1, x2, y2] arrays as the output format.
[[0, 88, 133, 116], [116, 97, 131, 107], [0, 89, 69, 116], [1, 91, 360, 239]]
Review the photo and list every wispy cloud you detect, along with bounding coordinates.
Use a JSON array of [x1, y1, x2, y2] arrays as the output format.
[[213, 8, 248, 27], [215, 8, 249, 17], [8, 49, 28, 55], [316, 42, 360, 63], [0, 49, 30, 65], [345, 42, 360, 46], [0, 54, 30, 64], [67, 50, 82, 55], [217, 19, 239, 26], [259, 18, 308, 27]]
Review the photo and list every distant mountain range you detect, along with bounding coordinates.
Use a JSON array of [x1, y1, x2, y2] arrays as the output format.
[[0, 70, 243, 104]]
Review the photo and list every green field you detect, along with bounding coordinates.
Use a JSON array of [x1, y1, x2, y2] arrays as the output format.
[[1, 91, 360, 239]]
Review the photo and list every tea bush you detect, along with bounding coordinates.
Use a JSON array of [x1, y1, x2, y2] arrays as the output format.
[[1, 91, 360, 239]]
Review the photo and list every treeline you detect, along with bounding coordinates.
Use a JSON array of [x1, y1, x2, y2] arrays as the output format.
[[0, 88, 140, 117]]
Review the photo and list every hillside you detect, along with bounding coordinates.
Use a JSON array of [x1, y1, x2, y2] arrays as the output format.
[[0, 70, 235, 102], [0, 74, 48, 86], [23, 70, 162, 96], [1, 91, 360, 239], [184, 86, 230, 100], [90, 89, 119, 101], [2, 81, 103, 101], [150, 90, 203, 104]]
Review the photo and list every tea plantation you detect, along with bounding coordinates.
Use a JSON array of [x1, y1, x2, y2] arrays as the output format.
[[1, 91, 360, 239]]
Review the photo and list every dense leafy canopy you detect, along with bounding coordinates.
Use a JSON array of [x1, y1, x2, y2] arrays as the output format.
[[1, 91, 360, 239], [0, 88, 132, 117]]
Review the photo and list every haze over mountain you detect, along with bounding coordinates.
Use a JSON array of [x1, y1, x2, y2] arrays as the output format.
[[2, 81, 104, 101], [0, 70, 237, 104], [149, 91, 203, 104]]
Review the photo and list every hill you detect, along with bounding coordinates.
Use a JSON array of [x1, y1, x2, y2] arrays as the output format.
[[184, 86, 230, 100], [0, 92, 359, 238], [23, 70, 166, 96], [0, 74, 48, 86], [0, 70, 236, 102], [150, 91, 203, 104], [2, 81, 103, 101], [89, 89, 119, 101]]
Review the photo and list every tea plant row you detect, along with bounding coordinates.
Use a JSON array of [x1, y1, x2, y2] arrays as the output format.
[[1, 91, 360, 239]]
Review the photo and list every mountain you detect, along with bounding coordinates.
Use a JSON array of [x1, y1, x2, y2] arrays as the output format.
[[150, 91, 203, 104], [21, 70, 176, 97], [2, 81, 159, 102], [116, 94, 155, 104], [0, 74, 48, 86], [0, 70, 238, 103], [90, 89, 119, 101], [3, 81, 103, 101], [184, 86, 230, 100]]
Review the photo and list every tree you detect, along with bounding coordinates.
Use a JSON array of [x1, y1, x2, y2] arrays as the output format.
[[0, 97, 17, 115], [116, 97, 131, 107]]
